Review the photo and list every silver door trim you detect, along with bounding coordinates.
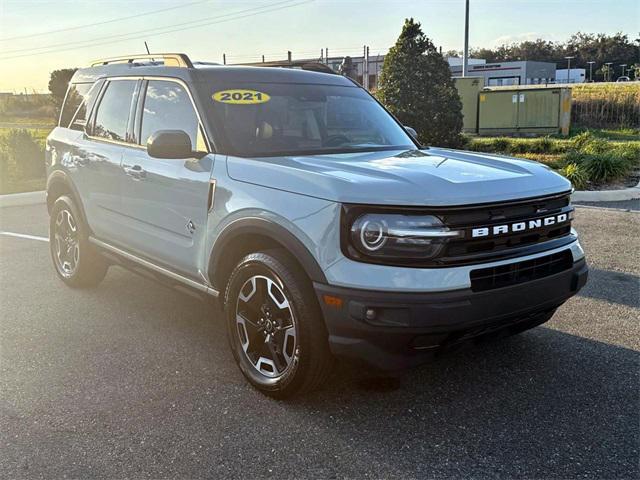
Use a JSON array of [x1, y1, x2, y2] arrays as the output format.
[[89, 237, 219, 297]]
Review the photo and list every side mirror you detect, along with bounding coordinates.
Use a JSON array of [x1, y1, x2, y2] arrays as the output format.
[[404, 126, 418, 140], [147, 130, 193, 159]]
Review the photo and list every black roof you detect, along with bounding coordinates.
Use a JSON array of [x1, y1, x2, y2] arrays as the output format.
[[72, 61, 353, 87]]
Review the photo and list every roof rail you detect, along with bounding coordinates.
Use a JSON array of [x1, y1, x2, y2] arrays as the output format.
[[89, 53, 193, 68], [236, 60, 337, 75]]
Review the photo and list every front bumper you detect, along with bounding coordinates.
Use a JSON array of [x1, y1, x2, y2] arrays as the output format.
[[315, 258, 588, 371]]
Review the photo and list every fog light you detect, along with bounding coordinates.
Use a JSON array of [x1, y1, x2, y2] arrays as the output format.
[[365, 308, 376, 321]]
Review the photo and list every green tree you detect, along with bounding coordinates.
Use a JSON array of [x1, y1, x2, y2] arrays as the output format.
[[48, 68, 77, 116], [377, 18, 463, 147]]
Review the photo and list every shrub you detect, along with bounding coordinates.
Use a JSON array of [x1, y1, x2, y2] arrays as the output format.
[[0, 150, 9, 191], [569, 131, 596, 151], [582, 153, 631, 183], [559, 163, 588, 190], [0, 129, 45, 179], [528, 136, 553, 154], [377, 18, 463, 147], [612, 142, 640, 166], [581, 137, 610, 155]]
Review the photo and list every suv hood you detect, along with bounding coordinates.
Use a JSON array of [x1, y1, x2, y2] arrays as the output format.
[[226, 148, 571, 206]]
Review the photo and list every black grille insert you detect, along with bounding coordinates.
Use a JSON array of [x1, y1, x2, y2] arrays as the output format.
[[470, 250, 573, 292]]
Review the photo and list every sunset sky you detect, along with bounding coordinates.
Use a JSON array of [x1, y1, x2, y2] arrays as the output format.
[[0, 0, 638, 92]]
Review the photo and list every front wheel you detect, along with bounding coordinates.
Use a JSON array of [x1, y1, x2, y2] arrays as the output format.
[[224, 250, 333, 398]]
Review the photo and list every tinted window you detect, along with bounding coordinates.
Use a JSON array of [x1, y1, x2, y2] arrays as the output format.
[[140, 81, 199, 148], [69, 81, 103, 131], [59, 83, 91, 127], [93, 80, 137, 142], [204, 83, 414, 157]]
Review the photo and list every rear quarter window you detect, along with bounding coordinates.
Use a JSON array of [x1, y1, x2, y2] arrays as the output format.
[[59, 83, 92, 128]]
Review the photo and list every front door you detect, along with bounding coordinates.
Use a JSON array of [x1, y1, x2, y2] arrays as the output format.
[[118, 79, 214, 278]]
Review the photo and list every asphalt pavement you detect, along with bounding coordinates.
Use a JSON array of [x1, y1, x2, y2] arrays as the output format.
[[1, 204, 638, 479]]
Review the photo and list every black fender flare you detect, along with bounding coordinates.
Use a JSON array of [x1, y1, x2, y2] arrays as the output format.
[[208, 217, 327, 290], [46, 170, 89, 227]]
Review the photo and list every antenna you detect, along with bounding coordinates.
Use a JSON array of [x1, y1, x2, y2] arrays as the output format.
[[144, 41, 151, 54]]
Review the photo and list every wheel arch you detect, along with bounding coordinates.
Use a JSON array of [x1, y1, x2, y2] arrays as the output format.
[[46, 170, 88, 226], [208, 217, 327, 294]]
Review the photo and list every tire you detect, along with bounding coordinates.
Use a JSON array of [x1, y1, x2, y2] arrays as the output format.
[[49, 195, 108, 288], [224, 250, 333, 398]]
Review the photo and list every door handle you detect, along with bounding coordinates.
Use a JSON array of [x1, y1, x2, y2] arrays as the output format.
[[123, 164, 146, 180]]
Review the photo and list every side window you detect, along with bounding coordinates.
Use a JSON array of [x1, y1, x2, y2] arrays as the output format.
[[93, 80, 137, 142], [59, 83, 92, 128], [68, 80, 103, 131], [140, 80, 203, 150]]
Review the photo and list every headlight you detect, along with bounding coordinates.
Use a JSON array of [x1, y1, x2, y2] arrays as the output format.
[[348, 212, 463, 261]]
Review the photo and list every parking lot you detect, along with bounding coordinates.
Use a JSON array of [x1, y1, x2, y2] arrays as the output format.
[[1, 203, 638, 479]]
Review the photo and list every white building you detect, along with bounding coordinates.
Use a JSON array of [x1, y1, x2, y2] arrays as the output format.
[[555, 68, 586, 84]]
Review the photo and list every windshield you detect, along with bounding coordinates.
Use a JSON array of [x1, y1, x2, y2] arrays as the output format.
[[202, 82, 416, 157]]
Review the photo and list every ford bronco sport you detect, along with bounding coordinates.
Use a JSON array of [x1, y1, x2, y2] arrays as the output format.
[[46, 53, 588, 397]]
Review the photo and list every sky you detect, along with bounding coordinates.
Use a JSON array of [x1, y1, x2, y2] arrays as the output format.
[[0, 0, 638, 92]]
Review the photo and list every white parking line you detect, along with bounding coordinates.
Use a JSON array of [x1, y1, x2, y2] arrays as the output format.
[[0, 231, 49, 242]]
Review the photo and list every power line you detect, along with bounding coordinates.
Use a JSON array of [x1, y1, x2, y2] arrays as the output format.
[[0, 0, 312, 60], [0, 0, 298, 55], [0, 0, 213, 42]]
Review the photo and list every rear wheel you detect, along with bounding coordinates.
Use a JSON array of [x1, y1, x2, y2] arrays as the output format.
[[49, 195, 108, 288], [224, 250, 333, 398]]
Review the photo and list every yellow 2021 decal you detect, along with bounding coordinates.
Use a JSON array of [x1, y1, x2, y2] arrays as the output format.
[[212, 89, 270, 104]]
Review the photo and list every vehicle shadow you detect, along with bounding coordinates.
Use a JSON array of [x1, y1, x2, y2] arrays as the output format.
[[577, 267, 639, 308], [61, 267, 638, 479], [289, 328, 639, 478]]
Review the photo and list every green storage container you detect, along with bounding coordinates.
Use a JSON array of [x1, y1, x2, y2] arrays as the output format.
[[478, 87, 571, 136], [453, 77, 484, 133]]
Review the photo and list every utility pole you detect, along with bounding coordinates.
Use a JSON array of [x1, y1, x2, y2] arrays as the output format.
[[363, 45, 369, 90], [366, 46, 370, 90], [325, 48, 329, 64], [587, 61, 595, 82], [462, 0, 470, 76], [564, 56, 574, 83]]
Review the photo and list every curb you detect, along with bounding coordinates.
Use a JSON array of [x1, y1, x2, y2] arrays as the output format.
[[571, 180, 640, 202], [0, 190, 46, 208]]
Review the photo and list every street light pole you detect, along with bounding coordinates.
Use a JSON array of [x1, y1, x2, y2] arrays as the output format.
[[620, 64, 627, 78], [587, 61, 595, 82], [462, 0, 470, 76], [604, 62, 613, 82], [564, 56, 574, 84]]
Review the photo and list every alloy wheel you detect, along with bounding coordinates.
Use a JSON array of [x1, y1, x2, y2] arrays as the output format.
[[235, 274, 298, 378], [53, 209, 79, 277]]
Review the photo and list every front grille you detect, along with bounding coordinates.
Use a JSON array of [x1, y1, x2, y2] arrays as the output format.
[[470, 250, 573, 292], [436, 191, 574, 266]]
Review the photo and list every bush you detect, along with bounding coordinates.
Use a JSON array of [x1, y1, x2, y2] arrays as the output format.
[[612, 142, 640, 166], [0, 150, 9, 191], [0, 129, 45, 179], [377, 19, 463, 147], [569, 131, 596, 150], [582, 153, 631, 183], [581, 137, 610, 155], [528, 136, 554, 154], [559, 163, 588, 190]]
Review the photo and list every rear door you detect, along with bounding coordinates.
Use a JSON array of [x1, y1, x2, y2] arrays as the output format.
[[118, 78, 214, 277], [70, 79, 139, 240]]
